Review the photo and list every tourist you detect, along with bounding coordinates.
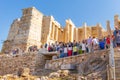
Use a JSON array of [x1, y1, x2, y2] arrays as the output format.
[[28, 46, 33, 52], [73, 44, 78, 55], [56, 44, 60, 52], [116, 30, 120, 49], [15, 48, 19, 54], [82, 40, 86, 53], [48, 44, 52, 52], [63, 44, 68, 57], [12, 49, 17, 56], [87, 36, 92, 53], [59, 45, 64, 58], [105, 35, 110, 49], [99, 39, 105, 50], [86, 43, 89, 53], [113, 26, 120, 48], [92, 37, 99, 51], [52, 44, 56, 51], [44, 43, 47, 48], [68, 45, 72, 56]]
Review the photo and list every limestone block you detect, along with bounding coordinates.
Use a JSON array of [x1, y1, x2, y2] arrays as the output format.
[[57, 70, 70, 76], [61, 64, 75, 70], [71, 56, 77, 63], [49, 72, 60, 78], [21, 68, 30, 77]]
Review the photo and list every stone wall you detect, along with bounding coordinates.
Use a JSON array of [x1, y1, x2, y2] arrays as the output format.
[[1, 19, 20, 53], [91, 24, 102, 38], [0, 52, 46, 76], [45, 50, 109, 70], [42, 16, 52, 44], [27, 7, 43, 48], [0, 51, 53, 76]]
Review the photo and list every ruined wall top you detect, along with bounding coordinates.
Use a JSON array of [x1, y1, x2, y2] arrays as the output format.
[[66, 19, 76, 28], [22, 7, 43, 17], [96, 23, 102, 27], [44, 16, 62, 28], [83, 22, 87, 27], [114, 14, 119, 18]]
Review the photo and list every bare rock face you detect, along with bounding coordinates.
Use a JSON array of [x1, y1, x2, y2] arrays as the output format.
[[0, 70, 40, 80], [17, 68, 23, 77], [49, 72, 60, 78], [57, 70, 70, 77], [0, 53, 37, 75], [77, 53, 109, 80], [0, 49, 110, 80], [49, 70, 70, 79], [17, 68, 30, 77]]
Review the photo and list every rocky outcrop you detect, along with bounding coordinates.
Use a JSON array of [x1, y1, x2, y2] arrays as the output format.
[[0, 49, 111, 80], [0, 69, 77, 80], [0, 53, 37, 75], [77, 53, 109, 80]]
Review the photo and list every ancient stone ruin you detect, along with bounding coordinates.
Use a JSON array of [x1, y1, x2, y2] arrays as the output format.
[[1, 7, 120, 80], [2, 7, 115, 53]]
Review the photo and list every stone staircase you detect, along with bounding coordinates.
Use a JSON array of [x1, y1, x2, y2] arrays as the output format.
[[114, 49, 120, 80], [109, 49, 120, 80], [34, 53, 57, 76]]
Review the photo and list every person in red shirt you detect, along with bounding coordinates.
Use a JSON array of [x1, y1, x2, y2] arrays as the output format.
[[106, 35, 110, 49]]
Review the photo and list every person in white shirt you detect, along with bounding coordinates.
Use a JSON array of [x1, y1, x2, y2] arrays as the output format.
[[64, 45, 68, 57], [92, 37, 99, 52], [82, 40, 86, 53], [87, 36, 92, 53]]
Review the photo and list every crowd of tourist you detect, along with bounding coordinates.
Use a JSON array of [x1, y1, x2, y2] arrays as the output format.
[[28, 45, 38, 52], [45, 26, 120, 58], [9, 46, 38, 55]]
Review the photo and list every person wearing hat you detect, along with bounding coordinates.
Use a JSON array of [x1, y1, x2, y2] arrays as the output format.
[[113, 26, 120, 49]]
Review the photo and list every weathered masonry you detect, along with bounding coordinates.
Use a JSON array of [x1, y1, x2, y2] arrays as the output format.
[[2, 7, 120, 52]]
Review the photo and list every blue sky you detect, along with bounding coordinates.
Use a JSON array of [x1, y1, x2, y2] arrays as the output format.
[[0, 0, 120, 51]]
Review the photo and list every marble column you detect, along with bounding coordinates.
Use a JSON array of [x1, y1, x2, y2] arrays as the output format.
[[114, 15, 119, 28], [76, 28, 78, 42], [56, 27, 59, 41], [83, 23, 87, 39], [50, 23, 53, 39], [52, 23, 55, 40]]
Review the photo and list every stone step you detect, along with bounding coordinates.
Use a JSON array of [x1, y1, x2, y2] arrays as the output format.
[[115, 76, 120, 79], [114, 54, 120, 58], [115, 60, 120, 62], [114, 57, 120, 60], [110, 78, 120, 80], [115, 60, 120, 67], [115, 66, 120, 70], [115, 63, 120, 67], [109, 64, 120, 79], [114, 54, 120, 57], [115, 71, 120, 78], [69, 69, 78, 74]]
